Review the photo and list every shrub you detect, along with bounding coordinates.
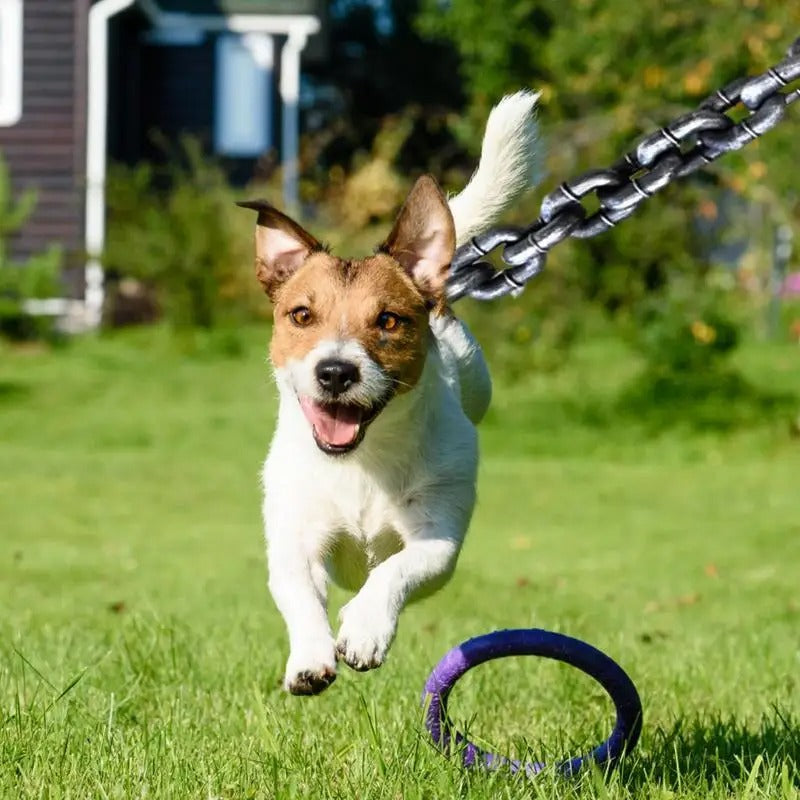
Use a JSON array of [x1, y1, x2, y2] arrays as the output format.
[[334, 113, 412, 229], [104, 137, 265, 333], [617, 274, 796, 430], [0, 154, 62, 341], [459, 270, 584, 379], [630, 275, 740, 373]]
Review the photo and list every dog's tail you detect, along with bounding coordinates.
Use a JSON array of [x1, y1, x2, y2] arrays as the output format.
[[448, 90, 542, 246]]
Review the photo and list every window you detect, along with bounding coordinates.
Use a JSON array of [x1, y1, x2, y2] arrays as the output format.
[[0, 0, 23, 127], [214, 33, 273, 157]]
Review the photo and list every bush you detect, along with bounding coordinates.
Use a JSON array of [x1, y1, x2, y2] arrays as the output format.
[[630, 274, 741, 373], [104, 137, 265, 334], [333, 112, 412, 229], [0, 154, 62, 342], [459, 269, 584, 378], [617, 274, 796, 430]]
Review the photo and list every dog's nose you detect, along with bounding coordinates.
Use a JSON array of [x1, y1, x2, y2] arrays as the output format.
[[315, 359, 360, 396]]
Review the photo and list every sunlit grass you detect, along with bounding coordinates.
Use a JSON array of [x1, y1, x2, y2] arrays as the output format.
[[1, 325, 798, 798]]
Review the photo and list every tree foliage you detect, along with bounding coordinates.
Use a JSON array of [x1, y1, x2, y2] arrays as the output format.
[[413, 0, 800, 375]]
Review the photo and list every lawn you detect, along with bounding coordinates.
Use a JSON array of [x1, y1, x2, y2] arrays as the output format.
[[1, 324, 799, 799]]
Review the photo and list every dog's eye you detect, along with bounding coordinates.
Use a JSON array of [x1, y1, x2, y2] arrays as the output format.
[[290, 306, 313, 326], [377, 311, 401, 331]]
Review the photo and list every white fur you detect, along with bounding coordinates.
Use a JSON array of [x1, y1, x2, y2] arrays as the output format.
[[263, 94, 538, 693], [265, 327, 478, 688], [448, 90, 541, 245]]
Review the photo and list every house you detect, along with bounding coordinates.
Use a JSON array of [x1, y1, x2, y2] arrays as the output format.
[[0, 0, 326, 328]]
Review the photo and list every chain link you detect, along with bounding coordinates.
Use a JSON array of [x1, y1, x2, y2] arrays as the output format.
[[446, 36, 800, 303]]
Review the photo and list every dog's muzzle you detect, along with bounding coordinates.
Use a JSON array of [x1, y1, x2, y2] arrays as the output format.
[[294, 356, 395, 455]]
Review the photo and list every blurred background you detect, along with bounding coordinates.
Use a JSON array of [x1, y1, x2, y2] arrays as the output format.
[[0, 0, 799, 409], [0, 0, 799, 385], [0, 0, 798, 432]]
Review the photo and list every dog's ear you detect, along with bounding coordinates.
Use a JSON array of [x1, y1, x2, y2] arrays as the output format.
[[237, 200, 321, 299], [380, 175, 455, 300]]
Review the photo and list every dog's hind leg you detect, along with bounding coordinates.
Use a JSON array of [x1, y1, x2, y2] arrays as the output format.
[[431, 314, 492, 425]]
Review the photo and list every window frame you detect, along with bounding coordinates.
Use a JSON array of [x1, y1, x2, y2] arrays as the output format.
[[0, 0, 23, 127]]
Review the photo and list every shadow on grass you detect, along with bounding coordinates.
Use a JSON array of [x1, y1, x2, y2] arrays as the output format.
[[624, 710, 800, 790], [0, 380, 30, 404], [615, 368, 798, 433], [482, 368, 798, 451]]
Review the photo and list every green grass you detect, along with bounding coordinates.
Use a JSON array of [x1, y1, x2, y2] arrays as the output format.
[[1, 325, 799, 799]]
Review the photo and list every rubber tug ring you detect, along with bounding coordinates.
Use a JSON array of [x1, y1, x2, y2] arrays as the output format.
[[422, 628, 643, 777]]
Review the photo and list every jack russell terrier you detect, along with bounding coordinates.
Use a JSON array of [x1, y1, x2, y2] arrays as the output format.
[[240, 91, 540, 695]]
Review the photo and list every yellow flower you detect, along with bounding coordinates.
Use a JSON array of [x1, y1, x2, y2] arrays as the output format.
[[683, 59, 712, 96], [644, 65, 666, 89], [691, 320, 717, 344]]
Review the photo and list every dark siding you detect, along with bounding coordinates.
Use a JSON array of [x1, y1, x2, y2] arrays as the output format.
[[0, 0, 89, 282]]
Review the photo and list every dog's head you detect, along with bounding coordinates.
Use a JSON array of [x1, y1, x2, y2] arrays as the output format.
[[240, 176, 456, 456]]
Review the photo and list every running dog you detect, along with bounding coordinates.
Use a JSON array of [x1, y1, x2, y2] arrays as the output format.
[[240, 91, 540, 694]]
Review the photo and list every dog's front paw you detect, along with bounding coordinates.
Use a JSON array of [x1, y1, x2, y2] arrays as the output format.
[[284, 638, 337, 695], [336, 598, 396, 672]]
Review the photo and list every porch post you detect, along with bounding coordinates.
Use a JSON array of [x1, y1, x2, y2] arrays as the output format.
[[279, 29, 309, 214], [85, 0, 137, 328]]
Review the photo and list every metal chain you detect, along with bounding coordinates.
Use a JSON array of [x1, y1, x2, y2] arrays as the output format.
[[446, 36, 800, 303]]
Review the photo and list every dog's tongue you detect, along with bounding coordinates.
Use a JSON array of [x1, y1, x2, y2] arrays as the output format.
[[299, 397, 362, 448]]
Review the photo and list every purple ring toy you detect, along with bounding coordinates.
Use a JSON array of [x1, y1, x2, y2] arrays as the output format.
[[422, 628, 643, 777]]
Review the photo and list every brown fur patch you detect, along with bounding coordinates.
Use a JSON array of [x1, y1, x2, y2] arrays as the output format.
[[270, 252, 430, 394]]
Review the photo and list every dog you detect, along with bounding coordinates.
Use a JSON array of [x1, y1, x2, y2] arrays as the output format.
[[240, 91, 540, 695]]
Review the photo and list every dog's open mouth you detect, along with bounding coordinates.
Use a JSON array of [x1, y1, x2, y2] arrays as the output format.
[[298, 397, 384, 454]]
